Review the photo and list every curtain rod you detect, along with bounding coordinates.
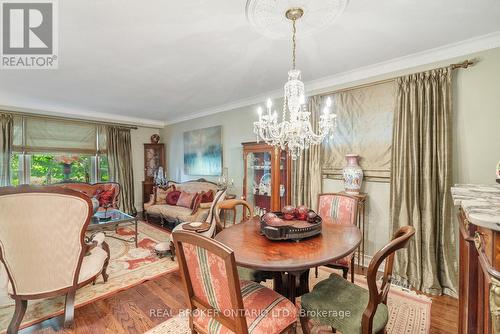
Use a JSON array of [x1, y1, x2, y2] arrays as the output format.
[[2, 110, 139, 130], [319, 59, 474, 97]]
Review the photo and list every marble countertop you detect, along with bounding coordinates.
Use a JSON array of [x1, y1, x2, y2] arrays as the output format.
[[452, 184, 500, 231]]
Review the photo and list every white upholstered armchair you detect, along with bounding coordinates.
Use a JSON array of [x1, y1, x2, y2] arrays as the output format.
[[0, 186, 110, 333]]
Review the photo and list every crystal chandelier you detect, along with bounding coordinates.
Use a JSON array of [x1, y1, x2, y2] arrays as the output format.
[[253, 7, 337, 160]]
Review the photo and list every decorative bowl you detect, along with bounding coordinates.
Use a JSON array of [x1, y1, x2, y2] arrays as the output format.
[[260, 211, 322, 241]]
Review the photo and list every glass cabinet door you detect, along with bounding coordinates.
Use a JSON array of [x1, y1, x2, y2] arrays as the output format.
[[245, 151, 272, 214]]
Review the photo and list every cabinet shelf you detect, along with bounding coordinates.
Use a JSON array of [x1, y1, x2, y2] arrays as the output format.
[[242, 142, 291, 212]]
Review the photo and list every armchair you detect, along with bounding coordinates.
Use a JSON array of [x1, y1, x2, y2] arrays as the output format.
[[0, 186, 110, 333]]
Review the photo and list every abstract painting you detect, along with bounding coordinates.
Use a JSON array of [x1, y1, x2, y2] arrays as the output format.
[[183, 126, 222, 176]]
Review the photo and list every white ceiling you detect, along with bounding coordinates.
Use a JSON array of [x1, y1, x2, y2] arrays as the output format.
[[1, 0, 500, 126]]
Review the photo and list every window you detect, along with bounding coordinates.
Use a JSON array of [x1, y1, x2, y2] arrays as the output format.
[[10, 153, 20, 186], [10, 153, 109, 185], [9, 116, 110, 185], [98, 155, 109, 182]]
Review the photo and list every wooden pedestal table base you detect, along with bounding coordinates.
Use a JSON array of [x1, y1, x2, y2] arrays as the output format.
[[215, 217, 362, 303]]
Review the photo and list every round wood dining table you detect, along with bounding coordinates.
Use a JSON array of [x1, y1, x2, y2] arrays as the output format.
[[214, 216, 362, 303]]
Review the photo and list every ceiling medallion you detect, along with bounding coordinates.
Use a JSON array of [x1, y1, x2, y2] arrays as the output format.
[[246, 0, 349, 39], [253, 6, 337, 160]]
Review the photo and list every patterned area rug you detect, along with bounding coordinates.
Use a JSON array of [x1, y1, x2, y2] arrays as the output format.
[[0, 221, 177, 333], [146, 267, 431, 334]]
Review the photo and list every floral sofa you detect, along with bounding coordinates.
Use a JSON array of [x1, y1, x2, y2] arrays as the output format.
[[55, 182, 120, 211], [144, 179, 219, 224]]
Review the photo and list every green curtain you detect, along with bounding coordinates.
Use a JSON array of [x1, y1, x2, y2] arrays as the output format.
[[390, 67, 457, 296], [106, 126, 137, 215], [0, 113, 13, 187], [292, 95, 322, 210]]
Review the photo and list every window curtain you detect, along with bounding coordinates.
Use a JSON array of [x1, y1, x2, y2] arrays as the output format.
[[292, 95, 322, 210], [106, 126, 136, 215], [322, 81, 395, 180], [390, 67, 457, 296], [0, 113, 13, 186]]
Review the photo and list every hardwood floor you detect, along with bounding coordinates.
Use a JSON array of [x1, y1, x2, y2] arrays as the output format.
[[20, 267, 458, 334]]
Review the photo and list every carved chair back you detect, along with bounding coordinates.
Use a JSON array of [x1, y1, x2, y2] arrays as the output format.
[[214, 199, 254, 232], [317, 193, 359, 226], [362, 225, 415, 333]]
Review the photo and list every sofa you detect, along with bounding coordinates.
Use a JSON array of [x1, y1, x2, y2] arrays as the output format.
[[144, 178, 219, 225], [55, 182, 120, 211]]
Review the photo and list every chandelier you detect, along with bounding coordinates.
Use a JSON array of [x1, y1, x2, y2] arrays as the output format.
[[253, 7, 337, 160]]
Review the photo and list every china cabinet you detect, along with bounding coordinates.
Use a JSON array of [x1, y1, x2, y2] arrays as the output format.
[[142, 143, 165, 206], [242, 142, 291, 213]]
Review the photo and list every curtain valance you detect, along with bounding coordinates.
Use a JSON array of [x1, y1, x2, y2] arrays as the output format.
[[12, 116, 106, 154]]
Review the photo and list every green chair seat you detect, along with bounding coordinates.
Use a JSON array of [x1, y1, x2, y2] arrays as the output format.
[[301, 273, 388, 334], [237, 267, 274, 283]]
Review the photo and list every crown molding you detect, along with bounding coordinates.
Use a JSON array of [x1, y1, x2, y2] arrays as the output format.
[[165, 30, 500, 125], [0, 102, 165, 128]]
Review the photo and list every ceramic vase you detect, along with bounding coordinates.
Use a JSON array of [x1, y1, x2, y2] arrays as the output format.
[[342, 154, 363, 194]]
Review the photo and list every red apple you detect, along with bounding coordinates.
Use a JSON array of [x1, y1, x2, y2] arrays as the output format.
[[268, 217, 286, 226], [307, 211, 318, 223], [262, 212, 277, 223], [296, 205, 309, 220], [282, 205, 296, 220]]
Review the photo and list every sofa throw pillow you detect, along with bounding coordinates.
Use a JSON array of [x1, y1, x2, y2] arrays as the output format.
[[201, 190, 214, 203], [156, 185, 175, 204], [166, 190, 181, 206], [190, 192, 203, 215], [97, 188, 115, 207], [177, 191, 197, 209]]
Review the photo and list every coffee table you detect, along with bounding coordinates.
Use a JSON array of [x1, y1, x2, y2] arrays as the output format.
[[87, 209, 138, 247]]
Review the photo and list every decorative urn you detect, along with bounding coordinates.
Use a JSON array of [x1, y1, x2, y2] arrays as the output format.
[[342, 154, 363, 194]]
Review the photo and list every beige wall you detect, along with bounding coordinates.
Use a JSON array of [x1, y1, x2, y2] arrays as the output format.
[[131, 126, 161, 211], [161, 46, 500, 257]]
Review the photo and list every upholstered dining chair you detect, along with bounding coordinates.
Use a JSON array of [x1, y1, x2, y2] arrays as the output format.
[[299, 226, 415, 334], [168, 188, 227, 260], [0, 186, 110, 333], [316, 193, 359, 282], [214, 199, 254, 232], [172, 230, 297, 334]]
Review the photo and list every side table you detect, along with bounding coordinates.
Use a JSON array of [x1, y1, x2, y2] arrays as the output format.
[[341, 191, 368, 270]]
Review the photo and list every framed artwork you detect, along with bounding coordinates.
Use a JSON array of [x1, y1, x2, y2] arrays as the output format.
[[183, 126, 222, 176]]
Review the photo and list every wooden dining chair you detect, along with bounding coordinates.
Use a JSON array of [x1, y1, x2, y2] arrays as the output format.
[[172, 230, 297, 334], [214, 199, 273, 283], [214, 199, 254, 232], [316, 193, 359, 282], [299, 226, 415, 334]]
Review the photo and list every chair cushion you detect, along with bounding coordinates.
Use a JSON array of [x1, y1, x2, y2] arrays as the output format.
[[301, 273, 388, 334], [331, 253, 353, 267], [192, 280, 297, 334], [78, 247, 108, 283]]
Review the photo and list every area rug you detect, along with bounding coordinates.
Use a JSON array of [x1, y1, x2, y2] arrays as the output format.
[[0, 221, 178, 333], [145, 267, 431, 334]]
